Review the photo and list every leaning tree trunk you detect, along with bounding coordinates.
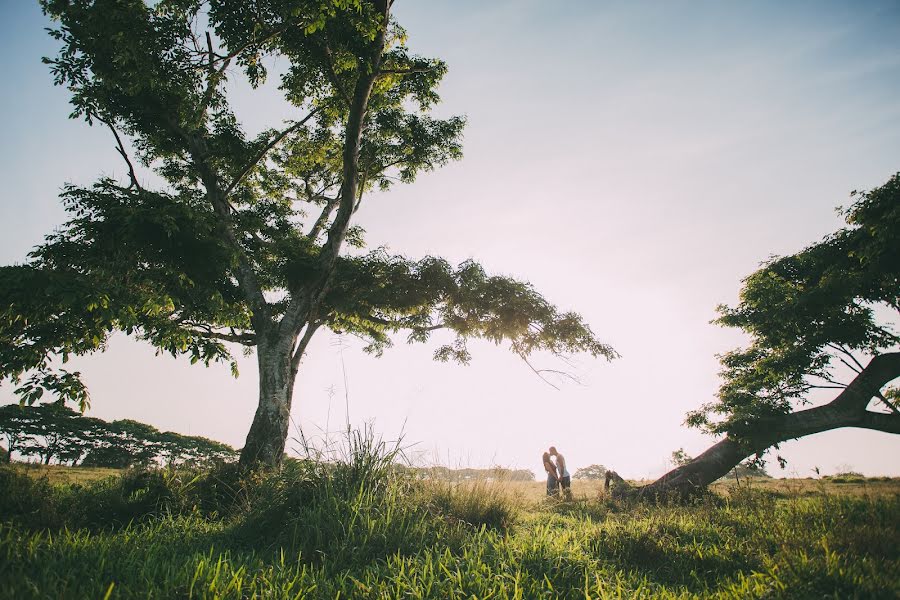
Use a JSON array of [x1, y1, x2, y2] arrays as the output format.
[[239, 337, 298, 467], [635, 352, 900, 499]]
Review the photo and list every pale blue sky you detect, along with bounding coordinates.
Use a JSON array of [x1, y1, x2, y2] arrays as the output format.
[[1, 1, 899, 477]]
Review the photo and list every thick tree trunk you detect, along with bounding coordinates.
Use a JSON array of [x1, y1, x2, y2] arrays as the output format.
[[637, 352, 900, 498], [239, 339, 297, 467]]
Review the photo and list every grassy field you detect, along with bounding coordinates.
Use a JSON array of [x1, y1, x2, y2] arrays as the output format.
[[2, 459, 898, 599]]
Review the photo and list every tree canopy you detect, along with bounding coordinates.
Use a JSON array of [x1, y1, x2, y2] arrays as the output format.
[[628, 173, 899, 496], [0, 0, 614, 465], [687, 173, 900, 444]]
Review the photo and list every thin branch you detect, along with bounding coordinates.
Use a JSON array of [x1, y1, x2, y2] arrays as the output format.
[[320, 38, 352, 105], [291, 321, 322, 372], [826, 343, 865, 372], [199, 31, 231, 118], [360, 314, 445, 333], [519, 354, 560, 390], [163, 114, 270, 325], [223, 106, 323, 198], [207, 23, 292, 71], [101, 120, 142, 191], [189, 329, 257, 345], [306, 195, 340, 240], [377, 66, 434, 76], [184, 321, 256, 345], [875, 391, 900, 416]]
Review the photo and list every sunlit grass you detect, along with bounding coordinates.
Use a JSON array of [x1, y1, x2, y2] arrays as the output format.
[[2, 459, 898, 599]]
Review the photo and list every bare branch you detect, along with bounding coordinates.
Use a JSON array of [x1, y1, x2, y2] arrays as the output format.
[[291, 321, 322, 372], [826, 343, 866, 372], [199, 31, 231, 118], [101, 120, 142, 191], [519, 353, 560, 390], [306, 195, 340, 240]]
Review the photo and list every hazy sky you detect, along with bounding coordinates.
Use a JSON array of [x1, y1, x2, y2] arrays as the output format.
[[2, 1, 899, 478]]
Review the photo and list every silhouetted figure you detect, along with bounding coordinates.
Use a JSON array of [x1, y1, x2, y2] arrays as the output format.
[[550, 446, 571, 497], [542, 451, 559, 496]]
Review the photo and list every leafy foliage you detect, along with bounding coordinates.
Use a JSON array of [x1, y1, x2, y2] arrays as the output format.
[[0, 0, 614, 449], [688, 173, 900, 439]]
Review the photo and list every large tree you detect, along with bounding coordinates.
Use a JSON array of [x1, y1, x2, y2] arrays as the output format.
[[639, 173, 900, 496], [0, 0, 614, 466]]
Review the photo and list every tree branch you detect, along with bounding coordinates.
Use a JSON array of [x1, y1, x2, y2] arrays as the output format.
[[377, 66, 434, 76], [830, 351, 900, 412], [100, 119, 142, 191], [306, 195, 340, 240], [223, 106, 323, 198], [188, 328, 256, 345], [359, 314, 445, 333], [199, 31, 231, 119], [291, 321, 322, 373], [319, 38, 352, 105], [163, 115, 270, 328], [826, 343, 864, 373], [856, 410, 900, 435], [281, 0, 391, 336], [875, 390, 900, 416]]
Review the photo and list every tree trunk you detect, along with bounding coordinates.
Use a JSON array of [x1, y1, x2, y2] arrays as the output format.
[[637, 352, 900, 498], [239, 339, 297, 467]]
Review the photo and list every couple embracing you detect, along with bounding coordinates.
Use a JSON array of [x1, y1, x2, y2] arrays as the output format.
[[542, 446, 570, 496]]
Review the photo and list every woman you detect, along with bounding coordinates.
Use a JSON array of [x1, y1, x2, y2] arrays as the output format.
[[543, 451, 559, 496]]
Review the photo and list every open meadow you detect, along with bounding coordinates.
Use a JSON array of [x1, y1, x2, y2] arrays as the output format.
[[1, 2, 899, 599], [2, 461, 898, 599]]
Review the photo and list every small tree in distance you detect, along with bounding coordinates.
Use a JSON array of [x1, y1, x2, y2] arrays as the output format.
[[573, 464, 608, 480], [0, 1, 615, 467]]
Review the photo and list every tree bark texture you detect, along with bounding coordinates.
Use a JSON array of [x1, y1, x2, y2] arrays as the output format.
[[239, 339, 297, 466], [637, 352, 900, 498]]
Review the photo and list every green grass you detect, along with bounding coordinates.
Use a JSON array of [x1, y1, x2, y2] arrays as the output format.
[[2, 458, 898, 599]]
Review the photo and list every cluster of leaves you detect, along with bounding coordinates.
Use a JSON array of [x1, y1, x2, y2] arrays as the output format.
[[688, 173, 900, 439], [0, 402, 236, 467], [325, 252, 616, 363]]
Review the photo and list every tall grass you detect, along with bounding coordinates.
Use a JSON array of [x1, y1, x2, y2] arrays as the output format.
[[1, 439, 897, 599]]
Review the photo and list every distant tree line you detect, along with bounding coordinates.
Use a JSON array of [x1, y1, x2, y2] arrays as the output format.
[[0, 403, 236, 467], [401, 466, 535, 482]]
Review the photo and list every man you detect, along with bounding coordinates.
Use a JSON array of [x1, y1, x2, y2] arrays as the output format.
[[549, 446, 571, 496], [542, 451, 559, 496]]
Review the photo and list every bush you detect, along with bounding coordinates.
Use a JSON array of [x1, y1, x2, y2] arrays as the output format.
[[0, 468, 65, 529]]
